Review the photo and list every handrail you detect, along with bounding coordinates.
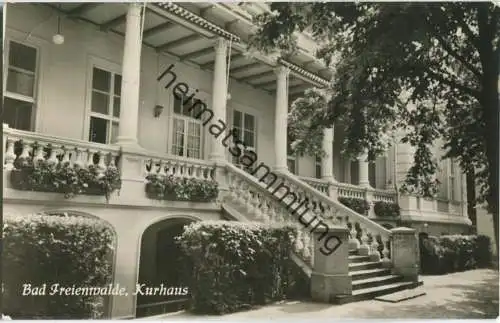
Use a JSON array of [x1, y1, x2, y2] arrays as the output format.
[[3, 126, 120, 153], [275, 170, 392, 237]]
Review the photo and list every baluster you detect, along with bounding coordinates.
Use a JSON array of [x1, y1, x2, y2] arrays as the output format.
[[349, 221, 360, 250], [158, 160, 167, 177], [61, 146, 71, 165], [267, 204, 276, 222], [302, 230, 311, 259], [48, 145, 60, 166], [19, 141, 32, 160], [370, 238, 380, 261], [294, 230, 304, 254], [108, 153, 117, 169], [73, 148, 83, 168], [253, 194, 264, 221], [192, 165, 200, 179], [97, 151, 107, 170], [359, 228, 370, 256], [381, 238, 391, 265], [4, 138, 16, 170], [33, 143, 45, 165]]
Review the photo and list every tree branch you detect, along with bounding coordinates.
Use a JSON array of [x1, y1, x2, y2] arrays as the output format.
[[433, 33, 482, 79], [451, 5, 482, 51], [426, 68, 481, 99]]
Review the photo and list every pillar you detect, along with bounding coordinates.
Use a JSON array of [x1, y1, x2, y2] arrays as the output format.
[[208, 38, 228, 162], [311, 226, 351, 302], [358, 150, 370, 187], [321, 127, 335, 182], [390, 227, 419, 282], [273, 66, 289, 171], [116, 3, 143, 148]]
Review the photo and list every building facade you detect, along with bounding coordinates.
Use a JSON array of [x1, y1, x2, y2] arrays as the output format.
[[3, 2, 470, 318]]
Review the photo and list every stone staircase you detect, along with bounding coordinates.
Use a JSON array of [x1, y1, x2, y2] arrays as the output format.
[[221, 163, 422, 304], [340, 249, 422, 304]]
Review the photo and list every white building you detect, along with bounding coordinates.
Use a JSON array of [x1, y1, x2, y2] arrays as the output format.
[[3, 2, 470, 319]]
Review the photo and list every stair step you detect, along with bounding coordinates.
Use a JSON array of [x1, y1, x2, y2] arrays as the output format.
[[350, 268, 392, 280], [348, 255, 372, 263], [349, 249, 358, 255], [352, 275, 403, 290], [349, 261, 382, 271], [334, 281, 424, 304]]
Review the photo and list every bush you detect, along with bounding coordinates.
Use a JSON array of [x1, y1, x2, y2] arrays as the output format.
[[2, 212, 115, 319], [419, 234, 492, 275], [145, 174, 218, 202], [10, 157, 121, 200], [175, 221, 306, 314], [338, 197, 370, 215], [373, 201, 400, 217]]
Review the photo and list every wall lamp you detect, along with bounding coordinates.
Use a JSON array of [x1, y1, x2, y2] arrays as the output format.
[[154, 105, 164, 118]]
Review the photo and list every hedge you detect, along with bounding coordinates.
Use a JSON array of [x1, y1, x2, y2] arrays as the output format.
[[338, 197, 370, 215], [420, 234, 492, 275], [2, 212, 115, 319], [175, 221, 309, 314]]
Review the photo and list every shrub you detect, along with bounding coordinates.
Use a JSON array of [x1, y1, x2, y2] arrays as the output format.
[[419, 234, 492, 275], [2, 212, 115, 319], [338, 197, 370, 215], [373, 201, 400, 217], [175, 221, 305, 314], [145, 174, 218, 202], [10, 157, 121, 200]]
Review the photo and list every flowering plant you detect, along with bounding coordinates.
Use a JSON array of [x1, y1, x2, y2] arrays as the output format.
[[145, 174, 218, 202]]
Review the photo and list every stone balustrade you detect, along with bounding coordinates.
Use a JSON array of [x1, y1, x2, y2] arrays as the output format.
[[224, 164, 314, 266], [144, 155, 215, 181], [3, 124, 121, 175], [270, 171, 393, 265]]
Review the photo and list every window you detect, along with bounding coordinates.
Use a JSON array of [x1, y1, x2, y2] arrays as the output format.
[[171, 95, 203, 159], [231, 110, 256, 166], [88, 67, 121, 144], [315, 156, 322, 179], [449, 158, 456, 201], [4, 41, 38, 131]]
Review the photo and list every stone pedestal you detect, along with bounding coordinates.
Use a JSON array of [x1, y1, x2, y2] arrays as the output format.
[[390, 227, 419, 282], [310, 226, 351, 302]]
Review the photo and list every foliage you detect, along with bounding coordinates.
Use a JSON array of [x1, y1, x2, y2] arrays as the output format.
[[251, 2, 499, 247], [175, 221, 308, 314], [419, 234, 492, 274], [338, 197, 370, 215], [373, 201, 401, 217], [2, 212, 115, 319], [10, 157, 121, 201], [145, 174, 219, 202]]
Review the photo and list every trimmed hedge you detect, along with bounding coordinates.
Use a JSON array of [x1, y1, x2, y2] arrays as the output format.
[[2, 212, 115, 319], [420, 234, 492, 275], [175, 221, 308, 314], [338, 197, 370, 215], [373, 201, 400, 217]]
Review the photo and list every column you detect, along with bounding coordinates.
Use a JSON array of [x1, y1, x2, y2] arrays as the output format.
[[208, 38, 228, 162], [274, 66, 289, 171], [116, 3, 143, 148], [358, 150, 370, 187], [321, 127, 335, 182]]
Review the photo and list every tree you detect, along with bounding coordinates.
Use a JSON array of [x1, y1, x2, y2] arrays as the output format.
[[251, 2, 499, 250]]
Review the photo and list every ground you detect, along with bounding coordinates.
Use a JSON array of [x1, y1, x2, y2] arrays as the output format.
[[149, 269, 499, 319]]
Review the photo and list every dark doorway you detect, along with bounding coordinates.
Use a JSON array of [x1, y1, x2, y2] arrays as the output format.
[[136, 218, 193, 318]]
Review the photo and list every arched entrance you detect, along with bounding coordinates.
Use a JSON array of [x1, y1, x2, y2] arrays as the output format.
[[136, 217, 194, 318]]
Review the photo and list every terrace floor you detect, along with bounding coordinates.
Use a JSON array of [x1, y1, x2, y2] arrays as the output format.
[[149, 268, 499, 319]]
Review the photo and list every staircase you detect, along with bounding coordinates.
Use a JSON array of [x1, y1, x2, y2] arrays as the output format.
[[221, 163, 422, 304]]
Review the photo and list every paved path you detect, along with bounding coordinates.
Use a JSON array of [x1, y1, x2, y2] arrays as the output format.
[[150, 269, 499, 319]]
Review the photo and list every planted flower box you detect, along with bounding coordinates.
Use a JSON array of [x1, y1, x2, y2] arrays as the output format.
[[145, 174, 218, 203], [9, 157, 121, 201]]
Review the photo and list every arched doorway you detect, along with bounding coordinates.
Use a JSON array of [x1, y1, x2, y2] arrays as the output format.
[[136, 217, 194, 318]]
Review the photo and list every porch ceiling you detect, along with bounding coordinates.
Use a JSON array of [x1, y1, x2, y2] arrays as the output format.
[[45, 2, 327, 98]]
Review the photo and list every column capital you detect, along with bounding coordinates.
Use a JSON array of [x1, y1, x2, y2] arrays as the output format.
[[128, 2, 143, 15], [274, 65, 290, 78], [213, 37, 228, 55]]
